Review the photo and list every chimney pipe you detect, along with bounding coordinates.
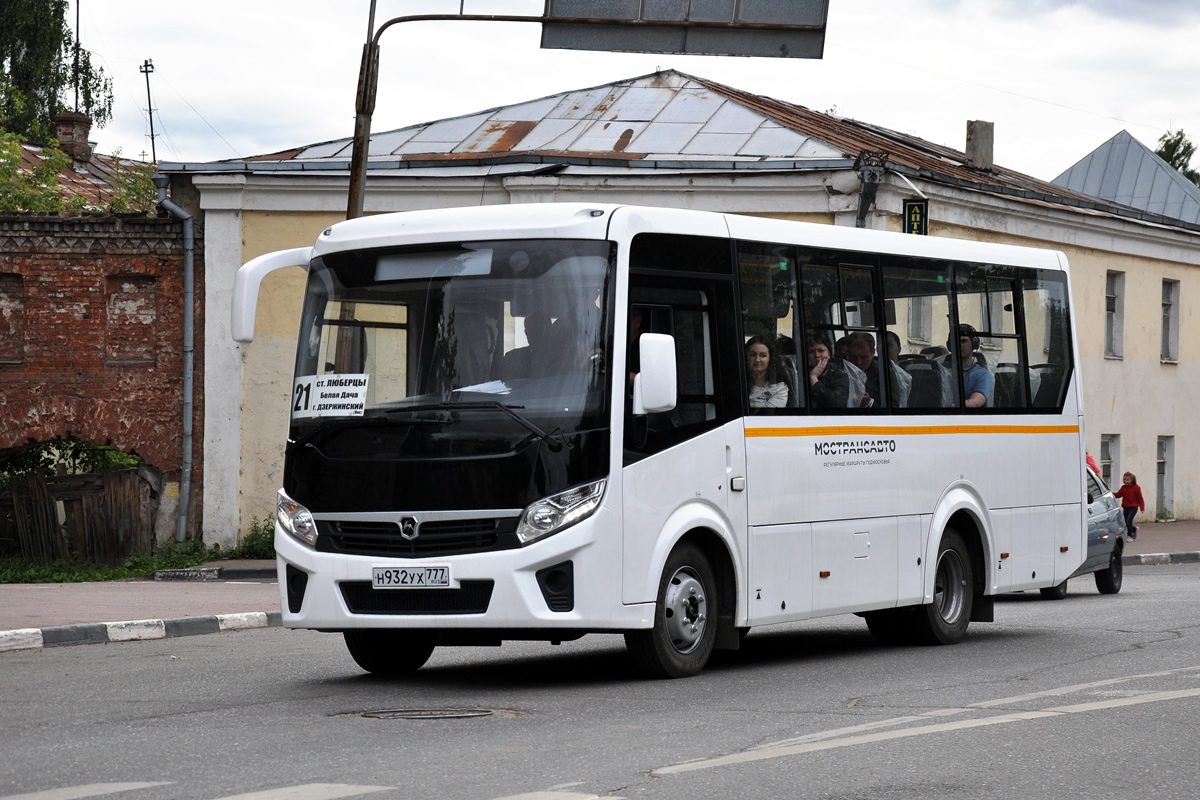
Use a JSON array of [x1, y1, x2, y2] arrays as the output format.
[[966, 120, 994, 171], [55, 111, 93, 163]]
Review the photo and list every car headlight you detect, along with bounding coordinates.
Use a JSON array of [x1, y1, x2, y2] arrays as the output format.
[[516, 479, 606, 545], [277, 489, 317, 547]]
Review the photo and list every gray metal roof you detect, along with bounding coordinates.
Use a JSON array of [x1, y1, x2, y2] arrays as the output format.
[[277, 71, 843, 164], [161, 70, 1200, 234], [1053, 130, 1200, 225]]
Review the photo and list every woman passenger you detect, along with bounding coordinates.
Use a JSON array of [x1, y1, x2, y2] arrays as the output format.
[[746, 335, 789, 409], [806, 332, 851, 408]]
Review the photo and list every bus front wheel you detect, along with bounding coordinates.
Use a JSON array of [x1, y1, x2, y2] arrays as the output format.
[[343, 629, 437, 675], [910, 529, 974, 645], [625, 543, 717, 678]]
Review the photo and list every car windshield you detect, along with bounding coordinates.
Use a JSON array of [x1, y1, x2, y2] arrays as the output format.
[[290, 238, 614, 447]]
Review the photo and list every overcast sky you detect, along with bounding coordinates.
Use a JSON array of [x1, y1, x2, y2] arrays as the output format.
[[71, 0, 1200, 182]]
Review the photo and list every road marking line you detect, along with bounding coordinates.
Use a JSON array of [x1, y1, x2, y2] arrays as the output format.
[[656, 681, 1200, 775], [0, 783, 172, 800], [492, 793, 620, 800], [213, 784, 391, 800]]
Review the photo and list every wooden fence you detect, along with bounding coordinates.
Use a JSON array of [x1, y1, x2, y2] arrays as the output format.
[[0, 467, 160, 565]]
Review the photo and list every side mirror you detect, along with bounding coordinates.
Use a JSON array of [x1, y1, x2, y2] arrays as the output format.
[[632, 333, 677, 414], [232, 247, 312, 342]]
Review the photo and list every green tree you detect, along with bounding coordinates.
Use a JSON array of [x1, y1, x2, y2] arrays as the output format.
[[0, 131, 84, 211], [1155, 129, 1200, 187], [1, 132, 156, 213], [0, 0, 113, 144]]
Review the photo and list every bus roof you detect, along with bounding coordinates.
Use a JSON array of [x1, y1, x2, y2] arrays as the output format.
[[311, 203, 1068, 272]]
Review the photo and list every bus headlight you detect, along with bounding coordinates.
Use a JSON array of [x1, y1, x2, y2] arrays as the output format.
[[277, 489, 317, 547], [516, 479, 606, 545]]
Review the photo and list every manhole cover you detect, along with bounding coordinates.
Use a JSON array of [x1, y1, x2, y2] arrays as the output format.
[[360, 708, 495, 720]]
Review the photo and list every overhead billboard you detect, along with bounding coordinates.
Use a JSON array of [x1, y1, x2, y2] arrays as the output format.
[[541, 0, 829, 58]]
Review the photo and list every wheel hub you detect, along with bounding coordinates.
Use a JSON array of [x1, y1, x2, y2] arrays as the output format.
[[663, 567, 707, 654]]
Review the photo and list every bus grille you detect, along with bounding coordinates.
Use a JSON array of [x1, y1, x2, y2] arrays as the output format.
[[339, 580, 494, 615], [316, 517, 519, 558]]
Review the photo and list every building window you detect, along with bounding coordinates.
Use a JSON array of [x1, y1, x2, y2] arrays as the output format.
[[1104, 271, 1123, 358], [1161, 279, 1179, 362], [1099, 434, 1118, 487], [0, 273, 23, 364], [908, 295, 931, 343], [1156, 436, 1173, 520], [106, 274, 158, 366]]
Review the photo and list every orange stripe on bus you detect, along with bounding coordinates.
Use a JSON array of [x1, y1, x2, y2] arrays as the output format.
[[744, 424, 1080, 438]]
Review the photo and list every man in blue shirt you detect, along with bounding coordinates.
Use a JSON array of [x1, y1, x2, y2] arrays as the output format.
[[956, 324, 993, 408]]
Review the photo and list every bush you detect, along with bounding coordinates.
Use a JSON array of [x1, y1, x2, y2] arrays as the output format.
[[226, 515, 275, 560]]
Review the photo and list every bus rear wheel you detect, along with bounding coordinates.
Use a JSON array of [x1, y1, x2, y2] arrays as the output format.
[[343, 630, 437, 675], [625, 543, 717, 678], [910, 528, 973, 645]]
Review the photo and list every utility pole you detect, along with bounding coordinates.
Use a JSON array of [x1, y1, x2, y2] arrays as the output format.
[[73, 1, 80, 111], [140, 59, 157, 163]]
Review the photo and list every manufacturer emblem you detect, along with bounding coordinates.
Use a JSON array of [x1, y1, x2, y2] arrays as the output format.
[[399, 516, 419, 541]]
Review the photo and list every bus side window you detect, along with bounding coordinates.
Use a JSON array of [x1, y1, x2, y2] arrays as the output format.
[[737, 241, 801, 413], [882, 259, 960, 411], [1023, 270, 1074, 411], [624, 233, 740, 463]]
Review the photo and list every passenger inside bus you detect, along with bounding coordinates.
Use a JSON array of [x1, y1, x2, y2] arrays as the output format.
[[846, 331, 911, 408], [954, 323, 993, 408], [805, 332, 852, 408], [745, 335, 789, 409], [500, 312, 553, 381]]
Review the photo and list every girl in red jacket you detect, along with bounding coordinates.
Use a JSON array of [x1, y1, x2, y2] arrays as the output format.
[[1114, 472, 1145, 540]]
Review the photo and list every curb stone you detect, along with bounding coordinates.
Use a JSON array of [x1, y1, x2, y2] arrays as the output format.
[[154, 564, 277, 581], [1123, 551, 1200, 566], [0, 611, 282, 654]]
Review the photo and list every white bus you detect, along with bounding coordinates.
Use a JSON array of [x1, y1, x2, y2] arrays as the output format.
[[233, 203, 1086, 678]]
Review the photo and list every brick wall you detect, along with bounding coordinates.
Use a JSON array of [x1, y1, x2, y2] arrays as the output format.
[[0, 214, 204, 538]]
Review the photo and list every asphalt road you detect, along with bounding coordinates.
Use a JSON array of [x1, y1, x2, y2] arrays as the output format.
[[2, 564, 1198, 800]]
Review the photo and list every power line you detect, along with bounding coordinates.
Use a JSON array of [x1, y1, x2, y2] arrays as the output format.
[[829, 43, 1171, 134]]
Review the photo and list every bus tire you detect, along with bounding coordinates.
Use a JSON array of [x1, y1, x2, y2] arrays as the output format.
[[1095, 545, 1123, 595], [910, 528, 973, 645], [625, 543, 717, 678], [343, 630, 437, 675]]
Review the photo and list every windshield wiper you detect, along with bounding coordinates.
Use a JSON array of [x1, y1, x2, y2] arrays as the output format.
[[382, 401, 571, 452], [286, 412, 439, 455]]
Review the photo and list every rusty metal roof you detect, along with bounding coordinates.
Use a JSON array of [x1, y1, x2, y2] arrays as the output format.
[[276, 70, 844, 165], [12, 142, 146, 209], [177, 69, 1199, 233]]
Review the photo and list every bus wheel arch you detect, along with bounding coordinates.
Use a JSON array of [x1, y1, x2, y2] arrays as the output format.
[[625, 528, 733, 678]]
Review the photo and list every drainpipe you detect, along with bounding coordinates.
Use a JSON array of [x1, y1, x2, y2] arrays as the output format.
[[152, 174, 195, 544]]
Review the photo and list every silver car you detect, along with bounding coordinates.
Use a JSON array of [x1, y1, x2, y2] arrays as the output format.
[[1041, 465, 1125, 598]]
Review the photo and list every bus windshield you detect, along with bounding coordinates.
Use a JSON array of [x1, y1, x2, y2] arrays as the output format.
[[291, 238, 614, 449]]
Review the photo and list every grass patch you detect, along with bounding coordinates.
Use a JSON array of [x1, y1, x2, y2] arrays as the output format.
[[0, 515, 277, 583], [0, 540, 215, 584]]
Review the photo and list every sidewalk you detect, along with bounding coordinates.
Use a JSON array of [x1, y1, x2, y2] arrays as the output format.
[[2, 522, 1198, 654], [0, 560, 281, 654]]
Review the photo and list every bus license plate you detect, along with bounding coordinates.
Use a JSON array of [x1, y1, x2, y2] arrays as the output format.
[[372, 566, 451, 589]]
